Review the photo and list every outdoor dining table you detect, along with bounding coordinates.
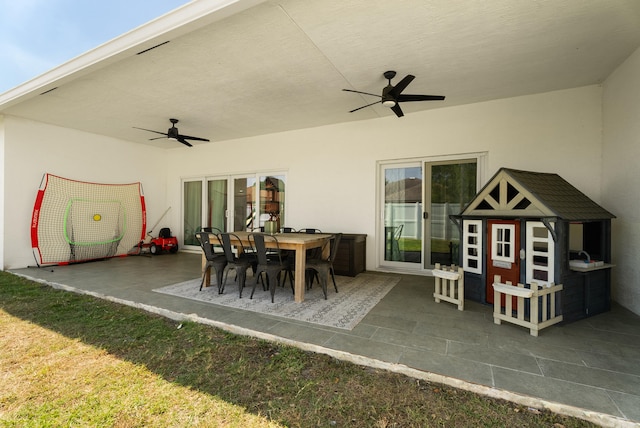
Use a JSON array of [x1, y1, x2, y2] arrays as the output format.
[[203, 231, 332, 302]]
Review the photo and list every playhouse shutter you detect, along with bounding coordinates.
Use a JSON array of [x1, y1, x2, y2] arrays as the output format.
[[462, 220, 482, 274], [526, 221, 554, 286]]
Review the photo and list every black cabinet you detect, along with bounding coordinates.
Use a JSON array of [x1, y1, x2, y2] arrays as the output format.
[[332, 233, 366, 277]]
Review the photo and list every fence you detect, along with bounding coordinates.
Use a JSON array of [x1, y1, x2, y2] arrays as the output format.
[[492, 275, 563, 336], [432, 263, 464, 310]]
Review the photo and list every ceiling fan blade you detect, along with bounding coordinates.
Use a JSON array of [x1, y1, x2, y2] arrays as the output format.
[[391, 103, 404, 118], [397, 94, 446, 102], [349, 100, 381, 113], [133, 127, 167, 136], [177, 137, 193, 147], [388, 74, 415, 98], [179, 134, 210, 142], [148, 136, 167, 141], [342, 89, 382, 98]]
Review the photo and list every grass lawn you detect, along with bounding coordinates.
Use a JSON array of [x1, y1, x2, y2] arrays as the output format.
[[0, 272, 597, 427]]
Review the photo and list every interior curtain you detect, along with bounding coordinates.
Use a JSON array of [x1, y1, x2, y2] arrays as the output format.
[[183, 181, 202, 246], [208, 180, 227, 232]]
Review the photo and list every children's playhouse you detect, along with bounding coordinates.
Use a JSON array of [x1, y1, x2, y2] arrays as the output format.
[[452, 168, 615, 323]]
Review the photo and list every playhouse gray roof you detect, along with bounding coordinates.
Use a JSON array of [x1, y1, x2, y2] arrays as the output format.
[[461, 168, 615, 221]]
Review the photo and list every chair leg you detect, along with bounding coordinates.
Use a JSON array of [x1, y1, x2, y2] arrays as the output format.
[[216, 267, 225, 294], [269, 271, 279, 303], [318, 270, 328, 299], [330, 267, 338, 293], [221, 268, 231, 294], [250, 269, 263, 299], [238, 269, 248, 298]]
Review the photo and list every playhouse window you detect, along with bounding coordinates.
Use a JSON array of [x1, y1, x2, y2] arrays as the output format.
[[492, 224, 514, 262], [463, 220, 482, 274], [526, 221, 554, 285]]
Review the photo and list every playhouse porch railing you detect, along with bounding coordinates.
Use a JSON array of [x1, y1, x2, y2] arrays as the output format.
[[492, 275, 563, 336], [433, 263, 464, 311]]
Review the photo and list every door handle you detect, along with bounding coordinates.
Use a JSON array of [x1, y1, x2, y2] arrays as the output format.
[[423, 212, 428, 219]]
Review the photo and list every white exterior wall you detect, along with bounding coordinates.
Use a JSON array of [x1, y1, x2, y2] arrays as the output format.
[[3, 85, 608, 297], [167, 85, 603, 271], [0, 115, 5, 270], [602, 46, 640, 315], [2, 116, 168, 269]]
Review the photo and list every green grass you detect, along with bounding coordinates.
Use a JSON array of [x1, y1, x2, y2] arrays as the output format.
[[0, 272, 597, 427], [396, 238, 452, 254]]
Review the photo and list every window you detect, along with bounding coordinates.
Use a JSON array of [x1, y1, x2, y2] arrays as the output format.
[[526, 221, 554, 285], [463, 220, 482, 274], [492, 224, 515, 263]]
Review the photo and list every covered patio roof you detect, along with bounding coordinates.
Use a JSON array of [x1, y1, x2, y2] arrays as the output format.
[[1, 0, 640, 148]]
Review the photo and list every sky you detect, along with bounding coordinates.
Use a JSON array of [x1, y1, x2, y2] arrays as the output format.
[[0, 0, 190, 94]]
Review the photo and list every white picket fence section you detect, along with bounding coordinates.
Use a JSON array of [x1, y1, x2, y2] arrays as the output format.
[[492, 275, 563, 336], [432, 263, 464, 311]]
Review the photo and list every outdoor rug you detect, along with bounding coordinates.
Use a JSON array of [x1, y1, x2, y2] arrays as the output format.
[[153, 273, 399, 330]]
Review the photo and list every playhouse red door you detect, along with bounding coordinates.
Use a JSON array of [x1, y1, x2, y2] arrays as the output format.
[[486, 220, 520, 304]]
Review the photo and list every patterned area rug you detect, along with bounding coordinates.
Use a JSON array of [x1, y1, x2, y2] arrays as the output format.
[[153, 273, 399, 330]]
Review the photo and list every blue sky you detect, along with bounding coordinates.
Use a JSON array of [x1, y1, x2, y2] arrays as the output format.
[[0, 0, 189, 94]]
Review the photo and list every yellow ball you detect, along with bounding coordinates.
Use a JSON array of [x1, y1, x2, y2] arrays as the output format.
[[93, 214, 102, 221]]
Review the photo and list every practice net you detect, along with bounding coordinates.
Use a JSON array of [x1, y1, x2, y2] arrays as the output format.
[[31, 174, 146, 266]]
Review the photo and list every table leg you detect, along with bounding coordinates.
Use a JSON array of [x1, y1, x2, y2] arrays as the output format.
[[294, 244, 306, 302], [201, 252, 211, 287]]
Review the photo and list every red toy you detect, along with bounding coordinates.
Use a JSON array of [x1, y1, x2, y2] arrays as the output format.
[[149, 227, 179, 255]]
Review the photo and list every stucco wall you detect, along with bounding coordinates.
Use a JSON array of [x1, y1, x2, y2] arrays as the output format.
[[166, 84, 604, 272], [602, 46, 640, 315], [3, 85, 607, 292], [2, 116, 168, 269]]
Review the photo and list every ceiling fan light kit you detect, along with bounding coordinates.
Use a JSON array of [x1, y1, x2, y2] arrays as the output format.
[[343, 70, 445, 117], [134, 118, 209, 147]]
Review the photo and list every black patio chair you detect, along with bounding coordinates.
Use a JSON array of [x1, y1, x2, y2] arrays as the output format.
[[219, 232, 257, 298], [248, 233, 294, 302], [305, 233, 342, 299], [195, 231, 227, 293]]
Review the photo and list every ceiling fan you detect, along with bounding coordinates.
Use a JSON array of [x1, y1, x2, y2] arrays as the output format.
[[134, 118, 209, 147], [343, 71, 445, 117]]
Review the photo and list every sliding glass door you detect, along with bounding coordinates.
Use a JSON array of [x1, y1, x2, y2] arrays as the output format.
[[379, 157, 478, 271], [381, 163, 423, 266], [182, 172, 286, 250], [425, 160, 477, 267]]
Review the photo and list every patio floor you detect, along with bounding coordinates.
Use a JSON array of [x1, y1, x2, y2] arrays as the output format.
[[10, 252, 640, 426]]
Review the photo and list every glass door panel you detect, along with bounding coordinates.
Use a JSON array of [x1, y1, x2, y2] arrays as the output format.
[[183, 180, 202, 246], [233, 177, 256, 231], [383, 164, 422, 264], [427, 161, 477, 267], [206, 178, 227, 232], [259, 175, 286, 230]]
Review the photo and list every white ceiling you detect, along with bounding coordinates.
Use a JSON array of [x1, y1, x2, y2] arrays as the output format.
[[2, 0, 640, 148]]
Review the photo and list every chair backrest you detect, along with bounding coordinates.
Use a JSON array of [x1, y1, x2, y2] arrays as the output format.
[[249, 233, 281, 265], [219, 233, 244, 263], [393, 224, 404, 240], [195, 232, 218, 262], [159, 227, 172, 238], [280, 227, 296, 233], [299, 228, 322, 234], [327, 233, 343, 263]]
